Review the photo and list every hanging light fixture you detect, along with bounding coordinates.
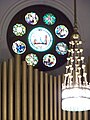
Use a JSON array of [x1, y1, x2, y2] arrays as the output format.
[[62, 0, 90, 111]]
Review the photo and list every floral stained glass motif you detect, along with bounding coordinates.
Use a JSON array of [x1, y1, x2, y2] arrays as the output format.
[[43, 54, 56, 67], [12, 40, 26, 54], [55, 25, 69, 38], [28, 27, 53, 52], [56, 42, 68, 55], [43, 13, 56, 25], [25, 12, 39, 25], [13, 24, 26, 36], [25, 53, 38, 66]]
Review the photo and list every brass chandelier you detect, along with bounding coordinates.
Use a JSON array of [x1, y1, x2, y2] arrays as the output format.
[[62, 0, 90, 111]]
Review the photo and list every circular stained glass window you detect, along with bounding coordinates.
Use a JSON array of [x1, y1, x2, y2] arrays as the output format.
[[43, 13, 56, 25], [56, 42, 68, 55], [28, 27, 53, 52], [13, 24, 26, 36], [43, 54, 56, 67], [55, 25, 69, 38], [25, 12, 39, 25], [7, 5, 73, 71], [12, 40, 26, 54], [25, 53, 38, 66]]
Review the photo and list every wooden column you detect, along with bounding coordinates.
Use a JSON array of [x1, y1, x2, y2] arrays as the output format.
[[58, 75, 61, 120], [78, 112, 82, 120], [28, 66, 33, 120], [15, 55, 21, 120], [45, 73, 48, 120], [22, 61, 27, 120], [63, 111, 66, 120], [40, 71, 44, 120], [34, 69, 38, 120], [50, 75, 53, 120], [73, 112, 76, 120], [8, 59, 13, 120], [2, 61, 7, 120], [84, 111, 88, 120], [54, 76, 57, 120], [68, 112, 71, 120]]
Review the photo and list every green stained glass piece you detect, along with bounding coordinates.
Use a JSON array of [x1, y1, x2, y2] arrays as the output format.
[[43, 13, 56, 25], [25, 53, 38, 66], [13, 23, 26, 36]]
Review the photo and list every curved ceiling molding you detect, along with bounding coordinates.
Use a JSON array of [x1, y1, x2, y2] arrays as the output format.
[[0, 0, 74, 37]]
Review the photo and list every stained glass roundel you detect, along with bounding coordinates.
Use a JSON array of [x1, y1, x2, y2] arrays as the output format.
[[55, 25, 69, 38], [7, 5, 73, 72], [25, 53, 38, 66], [25, 12, 39, 25], [56, 42, 68, 55], [12, 40, 26, 54], [28, 27, 53, 52], [43, 13, 56, 25], [13, 24, 26, 36], [43, 54, 56, 67]]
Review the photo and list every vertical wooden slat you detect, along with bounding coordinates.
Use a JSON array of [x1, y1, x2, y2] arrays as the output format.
[[40, 71, 44, 120], [2, 61, 7, 120], [73, 112, 76, 120], [63, 111, 66, 120], [8, 59, 13, 120], [68, 112, 71, 120], [34, 69, 38, 120], [50, 75, 53, 120], [15, 55, 21, 120], [45, 73, 48, 120], [28, 66, 33, 120], [0, 64, 1, 120], [78, 112, 82, 120], [58, 75, 61, 120], [84, 111, 88, 120], [54, 76, 57, 120], [22, 61, 27, 120]]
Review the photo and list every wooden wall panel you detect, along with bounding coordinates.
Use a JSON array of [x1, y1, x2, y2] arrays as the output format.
[[0, 55, 90, 120]]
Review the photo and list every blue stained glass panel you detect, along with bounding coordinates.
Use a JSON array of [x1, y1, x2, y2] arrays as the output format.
[[55, 25, 69, 38], [43, 54, 56, 67], [12, 40, 26, 54], [56, 42, 68, 55]]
